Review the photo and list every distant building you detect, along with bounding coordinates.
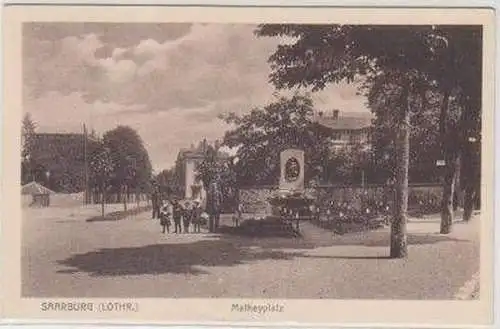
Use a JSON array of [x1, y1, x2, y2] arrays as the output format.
[[176, 139, 230, 200], [23, 133, 87, 193], [314, 109, 372, 150], [21, 181, 54, 207]]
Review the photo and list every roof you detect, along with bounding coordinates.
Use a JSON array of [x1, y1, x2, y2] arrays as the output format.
[[315, 115, 372, 131], [21, 181, 55, 195], [179, 147, 230, 160], [35, 133, 84, 139]]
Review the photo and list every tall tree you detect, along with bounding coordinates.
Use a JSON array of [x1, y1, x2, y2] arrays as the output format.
[[255, 24, 443, 257], [21, 112, 37, 183], [371, 89, 442, 185], [102, 126, 153, 201], [156, 168, 183, 198], [89, 142, 115, 217], [195, 142, 237, 210], [257, 25, 482, 233]]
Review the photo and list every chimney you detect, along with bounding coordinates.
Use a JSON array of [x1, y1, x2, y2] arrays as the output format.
[[332, 109, 340, 120]]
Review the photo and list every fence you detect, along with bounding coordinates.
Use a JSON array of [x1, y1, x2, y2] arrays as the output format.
[[89, 192, 151, 205], [238, 184, 444, 215], [22, 192, 152, 208]]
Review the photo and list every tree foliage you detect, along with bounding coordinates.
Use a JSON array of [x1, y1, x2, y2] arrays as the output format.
[[102, 126, 153, 193], [89, 141, 115, 216], [255, 25, 435, 257], [195, 142, 237, 210], [21, 113, 37, 161], [21, 113, 37, 183], [256, 25, 481, 182], [221, 94, 331, 186], [256, 24, 482, 251], [156, 167, 183, 198], [89, 143, 115, 184]]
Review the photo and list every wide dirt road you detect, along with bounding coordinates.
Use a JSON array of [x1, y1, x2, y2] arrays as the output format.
[[22, 206, 480, 299]]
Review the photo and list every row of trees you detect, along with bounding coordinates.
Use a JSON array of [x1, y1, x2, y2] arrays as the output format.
[[87, 126, 153, 214], [21, 113, 153, 215], [254, 24, 482, 258]]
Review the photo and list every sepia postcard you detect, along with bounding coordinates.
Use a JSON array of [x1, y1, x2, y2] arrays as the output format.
[[1, 4, 496, 327]]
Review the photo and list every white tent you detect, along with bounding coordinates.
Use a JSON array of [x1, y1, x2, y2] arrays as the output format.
[[21, 181, 54, 207]]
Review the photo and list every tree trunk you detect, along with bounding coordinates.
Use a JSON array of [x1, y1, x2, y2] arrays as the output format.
[[101, 183, 105, 218], [209, 216, 214, 233], [463, 185, 475, 222], [390, 87, 410, 259], [453, 157, 462, 211], [123, 185, 127, 211], [440, 152, 459, 234], [438, 88, 456, 234]]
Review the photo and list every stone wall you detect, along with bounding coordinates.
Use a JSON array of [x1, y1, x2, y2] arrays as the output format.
[[239, 184, 443, 214]]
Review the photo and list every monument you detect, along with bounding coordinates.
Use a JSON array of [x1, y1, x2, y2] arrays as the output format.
[[184, 156, 205, 201], [268, 148, 314, 231]]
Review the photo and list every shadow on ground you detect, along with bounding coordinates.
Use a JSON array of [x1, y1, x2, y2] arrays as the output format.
[[57, 218, 471, 277], [324, 231, 470, 247], [57, 239, 303, 276]]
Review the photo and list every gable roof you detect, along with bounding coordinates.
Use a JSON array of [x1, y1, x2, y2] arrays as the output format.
[[178, 144, 230, 161], [316, 114, 372, 131], [21, 181, 55, 195]]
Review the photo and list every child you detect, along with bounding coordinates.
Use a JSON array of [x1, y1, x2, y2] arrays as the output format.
[[182, 201, 191, 233], [159, 201, 171, 234]]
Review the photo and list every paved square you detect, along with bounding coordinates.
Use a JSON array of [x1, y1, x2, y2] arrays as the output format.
[[22, 205, 480, 299]]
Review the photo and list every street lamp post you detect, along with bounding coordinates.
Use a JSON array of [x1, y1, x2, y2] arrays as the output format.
[[45, 170, 51, 207]]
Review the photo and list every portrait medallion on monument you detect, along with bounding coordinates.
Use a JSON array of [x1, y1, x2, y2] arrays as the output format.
[[284, 157, 301, 182]]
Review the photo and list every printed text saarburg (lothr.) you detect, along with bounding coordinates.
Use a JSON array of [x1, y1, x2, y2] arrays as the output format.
[[40, 301, 139, 313], [231, 302, 284, 314]]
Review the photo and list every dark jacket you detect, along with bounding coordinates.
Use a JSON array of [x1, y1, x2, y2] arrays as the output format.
[[172, 203, 182, 221]]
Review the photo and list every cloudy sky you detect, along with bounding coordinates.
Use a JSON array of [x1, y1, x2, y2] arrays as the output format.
[[23, 23, 369, 172]]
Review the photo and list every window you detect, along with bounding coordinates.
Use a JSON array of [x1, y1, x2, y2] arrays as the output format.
[[331, 132, 342, 140]]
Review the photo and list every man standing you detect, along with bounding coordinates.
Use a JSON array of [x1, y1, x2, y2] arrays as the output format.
[[192, 200, 202, 233], [151, 183, 161, 219], [172, 200, 183, 234]]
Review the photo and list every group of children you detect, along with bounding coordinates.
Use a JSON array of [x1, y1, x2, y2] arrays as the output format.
[[158, 199, 205, 234]]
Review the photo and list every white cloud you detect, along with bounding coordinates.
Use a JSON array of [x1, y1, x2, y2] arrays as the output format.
[[60, 33, 103, 65], [134, 38, 165, 57], [105, 59, 137, 83], [111, 47, 127, 59]]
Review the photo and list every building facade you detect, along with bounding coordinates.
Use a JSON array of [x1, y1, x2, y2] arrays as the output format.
[[22, 133, 87, 193], [176, 140, 229, 201], [315, 109, 372, 151]]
